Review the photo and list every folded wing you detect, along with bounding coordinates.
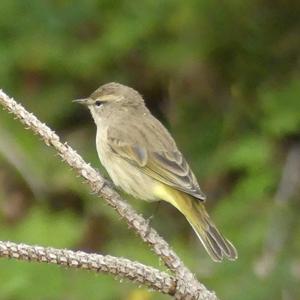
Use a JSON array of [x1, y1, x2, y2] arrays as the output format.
[[107, 127, 206, 201]]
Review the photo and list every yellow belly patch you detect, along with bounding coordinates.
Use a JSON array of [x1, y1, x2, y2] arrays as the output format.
[[153, 183, 181, 211]]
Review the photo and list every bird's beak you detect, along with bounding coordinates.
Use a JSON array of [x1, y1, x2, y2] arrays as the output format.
[[72, 98, 93, 106]]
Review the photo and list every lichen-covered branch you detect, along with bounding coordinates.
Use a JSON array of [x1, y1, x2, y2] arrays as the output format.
[[0, 240, 176, 296], [0, 89, 218, 300]]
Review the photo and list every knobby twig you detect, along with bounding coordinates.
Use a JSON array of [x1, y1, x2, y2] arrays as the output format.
[[0, 90, 217, 300], [0, 240, 176, 296]]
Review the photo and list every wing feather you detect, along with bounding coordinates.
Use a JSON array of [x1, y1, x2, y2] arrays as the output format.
[[107, 127, 206, 201]]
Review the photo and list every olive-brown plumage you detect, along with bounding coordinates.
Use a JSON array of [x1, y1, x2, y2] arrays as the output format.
[[75, 82, 238, 262]]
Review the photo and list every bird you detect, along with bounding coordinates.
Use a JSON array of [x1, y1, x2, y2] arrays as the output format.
[[74, 82, 237, 262]]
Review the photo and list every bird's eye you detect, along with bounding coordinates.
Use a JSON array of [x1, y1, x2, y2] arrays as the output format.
[[95, 100, 103, 107]]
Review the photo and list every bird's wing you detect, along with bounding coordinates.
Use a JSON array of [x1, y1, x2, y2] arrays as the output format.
[[107, 126, 206, 201]]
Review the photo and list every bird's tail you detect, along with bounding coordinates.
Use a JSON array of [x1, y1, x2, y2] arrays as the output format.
[[166, 188, 238, 262]]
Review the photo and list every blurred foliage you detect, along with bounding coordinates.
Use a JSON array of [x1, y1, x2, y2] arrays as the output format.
[[0, 0, 300, 299]]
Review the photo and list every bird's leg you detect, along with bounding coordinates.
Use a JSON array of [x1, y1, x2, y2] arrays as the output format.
[[144, 201, 162, 237], [103, 176, 115, 189], [93, 170, 115, 192]]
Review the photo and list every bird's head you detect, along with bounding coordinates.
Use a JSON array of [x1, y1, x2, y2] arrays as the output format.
[[74, 82, 145, 124]]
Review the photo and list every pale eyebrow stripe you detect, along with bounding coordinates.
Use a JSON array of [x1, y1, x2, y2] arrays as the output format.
[[97, 95, 123, 102]]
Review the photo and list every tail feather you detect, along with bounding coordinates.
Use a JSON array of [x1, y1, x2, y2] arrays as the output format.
[[206, 222, 237, 259], [154, 184, 238, 262], [171, 190, 238, 262]]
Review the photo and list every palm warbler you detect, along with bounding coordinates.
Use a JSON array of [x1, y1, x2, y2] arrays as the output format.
[[74, 82, 237, 262]]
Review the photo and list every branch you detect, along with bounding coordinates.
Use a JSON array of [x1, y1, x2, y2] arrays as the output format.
[[0, 240, 176, 296], [0, 89, 217, 300], [0, 127, 46, 198], [255, 143, 300, 277], [274, 143, 300, 204]]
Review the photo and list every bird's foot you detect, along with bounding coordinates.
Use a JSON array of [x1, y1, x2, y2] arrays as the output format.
[[103, 177, 115, 189]]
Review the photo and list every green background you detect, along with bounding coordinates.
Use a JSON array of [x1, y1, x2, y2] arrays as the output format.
[[0, 1, 300, 299]]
